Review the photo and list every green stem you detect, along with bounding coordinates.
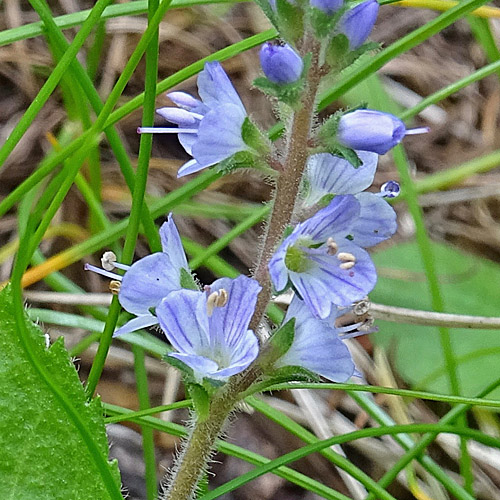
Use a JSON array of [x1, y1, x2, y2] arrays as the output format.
[[85, 0, 165, 398], [133, 346, 158, 499]]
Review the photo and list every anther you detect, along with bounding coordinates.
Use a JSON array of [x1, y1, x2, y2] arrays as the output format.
[[326, 237, 338, 255], [337, 252, 356, 263], [206, 289, 229, 316], [109, 280, 121, 295], [101, 251, 117, 271], [340, 261, 355, 270]]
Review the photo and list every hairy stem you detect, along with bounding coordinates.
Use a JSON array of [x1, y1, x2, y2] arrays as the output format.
[[164, 37, 323, 500], [250, 38, 322, 332]]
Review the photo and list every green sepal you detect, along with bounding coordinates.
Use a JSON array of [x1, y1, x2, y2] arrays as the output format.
[[215, 150, 258, 174], [163, 353, 195, 378], [325, 34, 350, 67], [241, 117, 271, 154], [186, 383, 210, 421], [270, 318, 296, 359], [316, 111, 362, 167], [333, 145, 362, 168], [326, 36, 381, 71], [275, 0, 304, 43], [180, 267, 199, 291], [309, 6, 344, 39]]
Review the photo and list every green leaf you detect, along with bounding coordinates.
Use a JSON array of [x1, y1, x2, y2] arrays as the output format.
[[372, 241, 500, 398], [0, 285, 123, 499]]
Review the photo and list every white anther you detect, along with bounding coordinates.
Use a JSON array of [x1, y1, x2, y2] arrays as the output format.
[[340, 261, 355, 270], [101, 251, 117, 271], [109, 280, 121, 295], [326, 237, 338, 255], [337, 252, 356, 263], [206, 289, 229, 316]]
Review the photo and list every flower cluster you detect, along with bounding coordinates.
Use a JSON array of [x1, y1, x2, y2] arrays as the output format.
[[87, 3, 427, 388]]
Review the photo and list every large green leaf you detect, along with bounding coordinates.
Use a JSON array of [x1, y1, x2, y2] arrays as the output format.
[[372, 241, 500, 398], [0, 286, 123, 499]]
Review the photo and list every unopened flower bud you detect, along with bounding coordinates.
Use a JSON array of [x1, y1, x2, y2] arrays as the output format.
[[338, 0, 379, 49], [337, 109, 406, 155], [310, 0, 343, 15], [259, 42, 304, 85], [380, 180, 400, 198]]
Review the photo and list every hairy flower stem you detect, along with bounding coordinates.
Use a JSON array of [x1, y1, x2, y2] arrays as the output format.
[[163, 368, 260, 500], [250, 39, 322, 333], [164, 38, 323, 500]]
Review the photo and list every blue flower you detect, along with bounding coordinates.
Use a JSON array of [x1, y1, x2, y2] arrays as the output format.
[[303, 152, 398, 247], [337, 109, 429, 155], [156, 276, 261, 381], [138, 62, 250, 177], [310, 0, 343, 15], [337, 0, 379, 49], [84, 214, 192, 336], [269, 195, 379, 318], [259, 42, 304, 84], [276, 296, 356, 381]]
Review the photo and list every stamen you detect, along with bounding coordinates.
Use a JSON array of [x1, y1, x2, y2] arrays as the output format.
[[340, 261, 355, 270], [337, 252, 356, 263], [405, 126, 430, 136], [84, 263, 122, 281], [137, 127, 199, 134], [326, 237, 338, 255], [109, 280, 121, 295], [101, 251, 116, 271], [206, 289, 229, 316]]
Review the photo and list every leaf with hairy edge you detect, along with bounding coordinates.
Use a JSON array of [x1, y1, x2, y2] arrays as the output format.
[[0, 285, 123, 499]]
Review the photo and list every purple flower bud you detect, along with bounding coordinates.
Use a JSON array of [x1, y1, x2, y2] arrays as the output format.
[[310, 0, 343, 15], [337, 109, 406, 155], [379, 180, 400, 198], [338, 0, 379, 49], [259, 42, 304, 85]]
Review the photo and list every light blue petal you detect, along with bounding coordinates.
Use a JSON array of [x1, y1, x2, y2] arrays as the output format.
[[167, 91, 204, 111], [301, 195, 360, 242], [156, 289, 210, 354], [289, 271, 332, 319], [156, 107, 200, 126], [177, 158, 211, 178], [208, 275, 262, 349], [178, 131, 198, 156], [351, 193, 397, 247], [113, 314, 159, 337], [277, 305, 355, 382], [168, 352, 220, 380], [305, 151, 378, 205], [191, 104, 248, 166], [210, 330, 259, 379], [197, 61, 245, 110], [285, 293, 340, 324], [307, 241, 377, 306], [159, 214, 189, 270], [119, 253, 181, 315]]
